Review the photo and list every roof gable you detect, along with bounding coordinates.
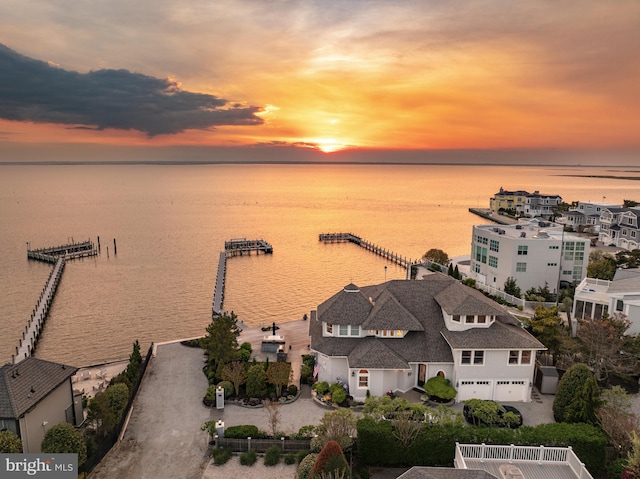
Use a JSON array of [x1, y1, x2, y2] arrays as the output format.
[[434, 283, 509, 317], [317, 283, 373, 325], [0, 358, 77, 418], [362, 291, 424, 331]]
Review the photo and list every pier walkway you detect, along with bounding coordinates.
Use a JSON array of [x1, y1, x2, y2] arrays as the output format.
[[212, 239, 273, 318], [212, 252, 227, 315], [14, 256, 65, 363], [319, 232, 415, 271], [14, 239, 99, 364]]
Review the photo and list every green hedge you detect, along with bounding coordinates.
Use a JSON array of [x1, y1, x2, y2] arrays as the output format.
[[224, 425, 266, 439], [356, 418, 606, 474]]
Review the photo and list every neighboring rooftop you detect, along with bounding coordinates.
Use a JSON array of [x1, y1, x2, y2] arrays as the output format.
[[0, 357, 77, 418]]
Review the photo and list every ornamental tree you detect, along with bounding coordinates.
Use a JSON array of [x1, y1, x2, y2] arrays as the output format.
[[221, 360, 247, 397], [41, 423, 87, 468]]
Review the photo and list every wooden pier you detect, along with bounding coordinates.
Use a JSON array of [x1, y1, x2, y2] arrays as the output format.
[[14, 257, 65, 363], [212, 252, 227, 316], [14, 239, 99, 364], [224, 238, 273, 257], [213, 238, 273, 318], [27, 240, 98, 263], [319, 232, 414, 270]]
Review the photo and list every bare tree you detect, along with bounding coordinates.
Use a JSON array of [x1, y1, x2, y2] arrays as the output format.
[[221, 360, 247, 397], [390, 410, 424, 448], [597, 386, 640, 456], [577, 313, 635, 381], [263, 399, 282, 438]]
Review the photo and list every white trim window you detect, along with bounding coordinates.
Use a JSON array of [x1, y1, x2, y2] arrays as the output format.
[[358, 369, 369, 388], [461, 350, 484, 365], [325, 323, 333, 335], [338, 325, 360, 337], [508, 350, 532, 365]]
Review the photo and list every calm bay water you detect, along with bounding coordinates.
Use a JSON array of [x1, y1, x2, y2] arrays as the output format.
[[0, 163, 638, 366]]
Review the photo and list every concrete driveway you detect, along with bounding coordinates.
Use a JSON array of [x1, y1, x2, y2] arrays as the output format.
[[90, 341, 213, 479]]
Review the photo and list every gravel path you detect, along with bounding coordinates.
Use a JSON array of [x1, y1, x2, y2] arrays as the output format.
[[90, 341, 213, 479]]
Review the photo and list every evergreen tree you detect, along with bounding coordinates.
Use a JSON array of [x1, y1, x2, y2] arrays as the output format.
[[246, 363, 268, 398], [553, 363, 594, 423], [201, 312, 241, 378], [41, 423, 87, 468]]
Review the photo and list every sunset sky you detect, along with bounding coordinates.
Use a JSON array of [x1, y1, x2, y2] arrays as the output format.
[[1, 0, 639, 164]]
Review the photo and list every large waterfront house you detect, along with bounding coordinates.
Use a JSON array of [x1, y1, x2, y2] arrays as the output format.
[[598, 206, 640, 251], [489, 188, 562, 219], [0, 357, 81, 453], [308, 275, 544, 403], [572, 268, 640, 335], [557, 201, 618, 233], [470, 219, 589, 295]]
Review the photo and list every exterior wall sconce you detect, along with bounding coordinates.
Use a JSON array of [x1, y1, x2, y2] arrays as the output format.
[[351, 371, 355, 377], [408, 372, 412, 377]]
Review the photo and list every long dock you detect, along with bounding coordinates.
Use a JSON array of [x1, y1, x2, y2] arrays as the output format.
[[14, 257, 66, 363], [212, 252, 227, 316], [224, 238, 273, 257], [213, 239, 273, 318], [14, 239, 99, 364], [319, 232, 415, 269]]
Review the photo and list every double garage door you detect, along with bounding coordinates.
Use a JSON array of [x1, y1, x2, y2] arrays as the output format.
[[457, 380, 528, 402]]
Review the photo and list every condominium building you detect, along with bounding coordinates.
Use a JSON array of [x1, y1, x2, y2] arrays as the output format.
[[470, 219, 589, 294]]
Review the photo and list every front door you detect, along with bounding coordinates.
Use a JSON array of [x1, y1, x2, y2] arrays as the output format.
[[418, 364, 427, 387]]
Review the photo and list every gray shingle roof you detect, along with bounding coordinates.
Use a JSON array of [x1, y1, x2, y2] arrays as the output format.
[[310, 275, 537, 369], [609, 268, 640, 293], [434, 283, 510, 317], [441, 322, 545, 350], [0, 358, 77, 418]]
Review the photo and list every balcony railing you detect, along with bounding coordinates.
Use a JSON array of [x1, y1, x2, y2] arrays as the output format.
[[455, 443, 593, 479]]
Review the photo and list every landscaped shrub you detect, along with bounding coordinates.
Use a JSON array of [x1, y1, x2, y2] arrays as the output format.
[[297, 453, 318, 479], [424, 376, 457, 402], [285, 453, 297, 465], [224, 425, 266, 439], [288, 384, 299, 396], [330, 383, 347, 404], [204, 385, 218, 407], [264, 445, 281, 466], [356, 417, 607, 475], [211, 447, 232, 465], [296, 449, 310, 464], [313, 382, 330, 395], [607, 458, 627, 479], [217, 380, 234, 399], [246, 364, 268, 398], [291, 425, 316, 440], [313, 440, 350, 478], [240, 449, 257, 466]]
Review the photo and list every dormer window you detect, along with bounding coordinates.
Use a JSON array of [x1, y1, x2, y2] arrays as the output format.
[[453, 315, 460, 322], [326, 323, 333, 334], [337, 325, 360, 337], [477, 315, 486, 324], [465, 315, 474, 324]]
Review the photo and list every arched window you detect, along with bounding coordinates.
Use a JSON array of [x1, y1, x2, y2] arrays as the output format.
[[358, 369, 369, 388], [437, 370, 445, 378]]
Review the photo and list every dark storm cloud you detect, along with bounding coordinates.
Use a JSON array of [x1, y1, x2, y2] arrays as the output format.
[[0, 44, 263, 136]]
